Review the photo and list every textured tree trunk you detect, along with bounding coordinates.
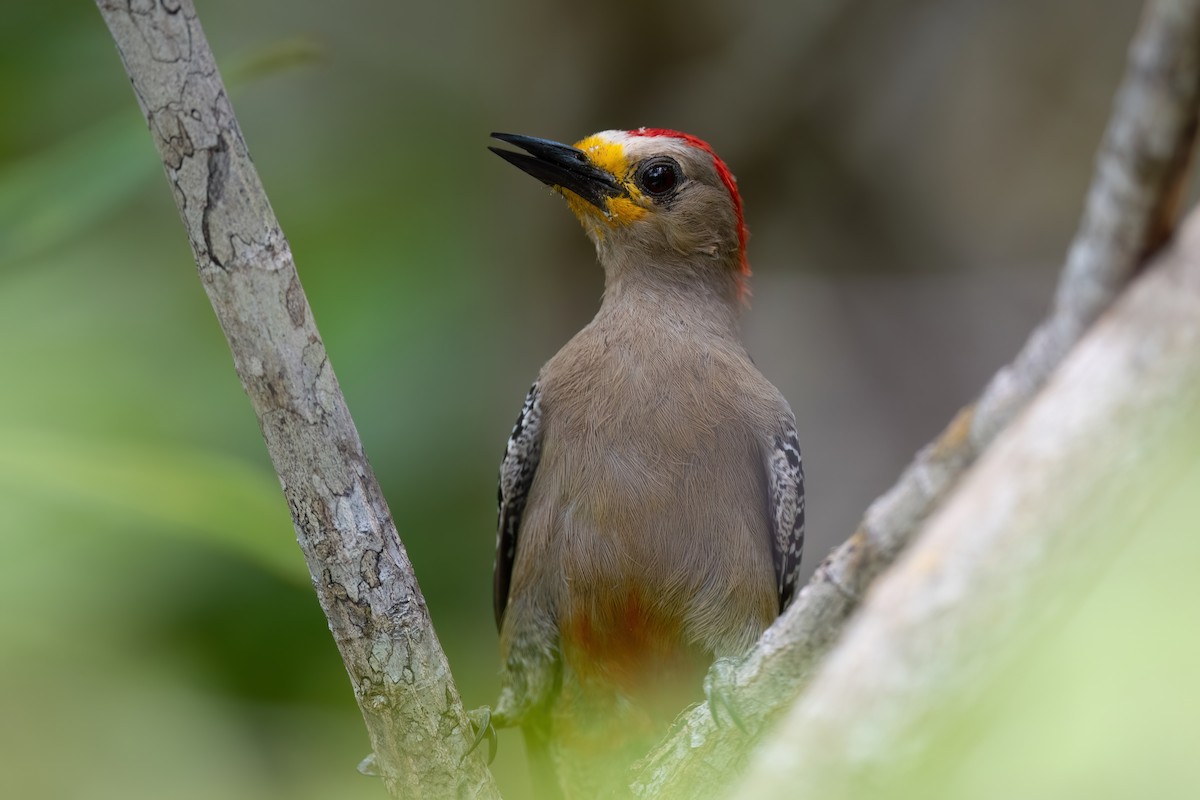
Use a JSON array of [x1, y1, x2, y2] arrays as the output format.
[[94, 2, 500, 797]]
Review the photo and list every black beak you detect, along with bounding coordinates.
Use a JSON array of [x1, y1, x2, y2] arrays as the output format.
[[489, 132, 625, 212]]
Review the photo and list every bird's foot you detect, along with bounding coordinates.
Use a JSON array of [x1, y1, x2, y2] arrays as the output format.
[[704, 656, 749, 733], [463, 705, 499, 765]]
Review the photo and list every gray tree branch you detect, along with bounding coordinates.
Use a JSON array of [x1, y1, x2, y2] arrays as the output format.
[[93, 2, 499, 797], [632, 1, 1200, 795], [734, 198, 1200, 798]]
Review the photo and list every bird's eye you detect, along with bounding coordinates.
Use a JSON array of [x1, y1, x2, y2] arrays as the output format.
[[636, 158, 681, 197]]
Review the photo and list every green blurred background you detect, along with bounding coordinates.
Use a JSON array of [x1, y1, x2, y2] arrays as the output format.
[[7, 0, 1195, 798]]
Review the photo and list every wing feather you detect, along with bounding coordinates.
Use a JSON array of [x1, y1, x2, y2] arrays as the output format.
[[766, 419, 805, 611], [493, 382, 544, 629]]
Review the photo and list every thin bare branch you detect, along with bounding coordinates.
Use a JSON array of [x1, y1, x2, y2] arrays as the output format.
[[633, 1, 1200, 795], [93, 2, 500, 797]]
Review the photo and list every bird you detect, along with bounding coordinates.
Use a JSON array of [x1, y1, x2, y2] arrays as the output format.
[[486, 128, 804, 799]]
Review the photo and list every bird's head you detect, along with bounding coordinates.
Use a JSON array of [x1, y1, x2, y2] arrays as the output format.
[[491, 128, 750, 301]]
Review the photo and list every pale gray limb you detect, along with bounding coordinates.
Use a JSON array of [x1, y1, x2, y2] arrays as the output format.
[[93, 2, 500, 797], [632, 1, 1200, 796], [734, 198, 1200, 799]]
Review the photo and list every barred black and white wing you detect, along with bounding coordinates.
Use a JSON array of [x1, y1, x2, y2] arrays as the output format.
[[766, 419, 805, 611], [493, 382, 544, 629]]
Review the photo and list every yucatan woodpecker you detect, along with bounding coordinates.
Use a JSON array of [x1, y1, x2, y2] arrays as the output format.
[[488, 128, 805, 798]]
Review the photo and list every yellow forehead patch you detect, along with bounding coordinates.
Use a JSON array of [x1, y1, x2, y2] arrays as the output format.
[[573, 134, 630, 178], [560, 134, 648, 230]]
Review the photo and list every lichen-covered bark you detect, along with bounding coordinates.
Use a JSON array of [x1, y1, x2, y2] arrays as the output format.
[[94, 2, 499, 797], [632, 2, 1200, 796]]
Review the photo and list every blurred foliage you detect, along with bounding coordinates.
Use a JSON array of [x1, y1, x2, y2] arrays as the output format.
[[2, 0, 1191, 799]]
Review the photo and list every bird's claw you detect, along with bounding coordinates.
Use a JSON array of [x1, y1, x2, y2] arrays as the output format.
[[464, 706, 498, 765], [704, 656, 750, 734]]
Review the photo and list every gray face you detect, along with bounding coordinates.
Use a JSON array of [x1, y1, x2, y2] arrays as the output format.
[[605, 134, 743, 270]]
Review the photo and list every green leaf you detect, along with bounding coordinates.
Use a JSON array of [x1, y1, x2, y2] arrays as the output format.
[[0, 427, 303, 582]]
